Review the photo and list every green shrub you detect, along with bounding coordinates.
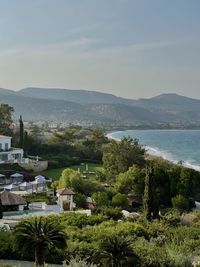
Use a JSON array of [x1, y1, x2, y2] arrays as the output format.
[[24, 193, 49, 203], [163, 210, 181, 227], [91, 192, 109, 207], [63, 257, 98, 267], [74, 194, 87, 209], [134, 238, 171, 267], [92, 206, 123, 220], [65, 242, 98, 264], [0, 231, 16, 260], [112, 193, 128, 209], [60, 213, 107, 228], [172, 195, 189, 211]]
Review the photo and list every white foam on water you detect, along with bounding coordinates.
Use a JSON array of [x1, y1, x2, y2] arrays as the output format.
[[182, 161, 200, 172], [107, 132, 200, 172], [106, 132, 122, 141], [145, 146, 174, 160], [145, 146, 200, 171]]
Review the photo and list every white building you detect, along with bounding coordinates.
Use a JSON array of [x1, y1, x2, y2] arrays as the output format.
[[0, 135, 23, 164], [57, 188, 75, 211]]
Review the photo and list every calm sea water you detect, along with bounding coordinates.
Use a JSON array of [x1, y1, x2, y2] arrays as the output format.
[[107, 130, 200, 171]]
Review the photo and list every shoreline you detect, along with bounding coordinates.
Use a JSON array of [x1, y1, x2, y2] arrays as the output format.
[[106, 131, 200, 172]]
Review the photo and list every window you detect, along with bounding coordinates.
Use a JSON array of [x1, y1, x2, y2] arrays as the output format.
[[5, 143, 8, 150], [2, 154, 8, 161]]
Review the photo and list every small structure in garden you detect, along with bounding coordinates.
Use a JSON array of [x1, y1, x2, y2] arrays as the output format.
[[0, 191, 26, 211], [4, 183, 19, 192], [19, 181, 32, 192], [31, 175, 47, 193], [0, 174, 6, 185], [10, 173, 24, 184], [56, 188, 75, 211], [86, 197, 95, 209]]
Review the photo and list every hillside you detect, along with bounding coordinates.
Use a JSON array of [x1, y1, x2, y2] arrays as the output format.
[[19, 87, 135, 105], [136, 93, 200, 112], [1, 87, 200, 127]]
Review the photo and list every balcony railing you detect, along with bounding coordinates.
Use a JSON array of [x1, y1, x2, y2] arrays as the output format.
[[0, 147, 23, 153]]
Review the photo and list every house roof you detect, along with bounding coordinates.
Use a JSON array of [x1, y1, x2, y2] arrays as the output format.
[[10, 173, 23, 178], [86, 197, 93, 203], [57, 188, 75, 195], [35, 175, 46, 183], [4, 184, 19, 190], [0, 191, 26, 206]]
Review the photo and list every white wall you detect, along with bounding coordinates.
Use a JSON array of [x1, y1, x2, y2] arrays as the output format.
[[0, 136, 11, 150], [0, 136, 24, 164]]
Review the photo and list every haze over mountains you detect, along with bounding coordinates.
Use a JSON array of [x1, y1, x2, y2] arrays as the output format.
[[0, 87, 200, 128]]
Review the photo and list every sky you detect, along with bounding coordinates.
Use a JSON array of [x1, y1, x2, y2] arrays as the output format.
[[0, 0, 200, 99]]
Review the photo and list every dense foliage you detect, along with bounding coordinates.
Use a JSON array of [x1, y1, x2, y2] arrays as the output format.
[[20, 126, 109, 166], [0, 212, 200, 266]]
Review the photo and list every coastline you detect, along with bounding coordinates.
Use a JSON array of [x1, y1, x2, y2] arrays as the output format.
[[106, 131, 200, 172]]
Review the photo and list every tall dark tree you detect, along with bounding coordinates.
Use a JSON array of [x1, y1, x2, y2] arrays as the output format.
[[143, 167, 152, 221], [143, 166, 159, 221], [0, 104, 14, 135], [0, 198, 3, 219], [23, 131, 28, 157], [19, 115, 24, 148]]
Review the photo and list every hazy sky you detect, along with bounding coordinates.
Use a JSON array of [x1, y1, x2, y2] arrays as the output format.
[[0, 0, 200, 99]]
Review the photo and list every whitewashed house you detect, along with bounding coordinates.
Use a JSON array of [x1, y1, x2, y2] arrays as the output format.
[[57, 188, 75, 211], [0, 135, 23, 164]]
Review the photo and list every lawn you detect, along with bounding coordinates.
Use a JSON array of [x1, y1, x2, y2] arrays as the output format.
[[39, 163, 104, 181]]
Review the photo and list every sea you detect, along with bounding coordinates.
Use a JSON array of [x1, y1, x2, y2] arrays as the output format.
[[107, 130, 200, 172]]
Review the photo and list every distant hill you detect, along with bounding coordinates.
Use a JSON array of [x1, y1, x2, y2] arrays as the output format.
[[1, 87, 200, 127], [135, 93, 200, 112], [19, 87, 135, 105]]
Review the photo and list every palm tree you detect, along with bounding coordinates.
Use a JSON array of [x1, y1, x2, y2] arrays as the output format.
[[14, 216, 67, 266], [99, 234, 139, 267]]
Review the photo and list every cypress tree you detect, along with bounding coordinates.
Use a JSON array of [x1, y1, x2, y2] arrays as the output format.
[[23, 131, 28, 158], [143, 166, 153, 221], [143, 166, 160, 221], [19, 115, 24, 148], [0, 197, 3, 219]]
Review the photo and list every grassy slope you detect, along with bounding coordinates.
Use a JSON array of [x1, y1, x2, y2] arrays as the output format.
[[39, 163, 104, 181]]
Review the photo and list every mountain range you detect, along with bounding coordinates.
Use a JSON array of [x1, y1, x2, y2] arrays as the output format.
[[0, 87, 200, 128]]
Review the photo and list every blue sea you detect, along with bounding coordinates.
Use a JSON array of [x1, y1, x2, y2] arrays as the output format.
[[107, 130, 200, 171]]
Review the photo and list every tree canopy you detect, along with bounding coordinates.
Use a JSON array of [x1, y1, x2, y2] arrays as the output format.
[[103, 137, 146, 182], [0, 104, 14, 135]]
